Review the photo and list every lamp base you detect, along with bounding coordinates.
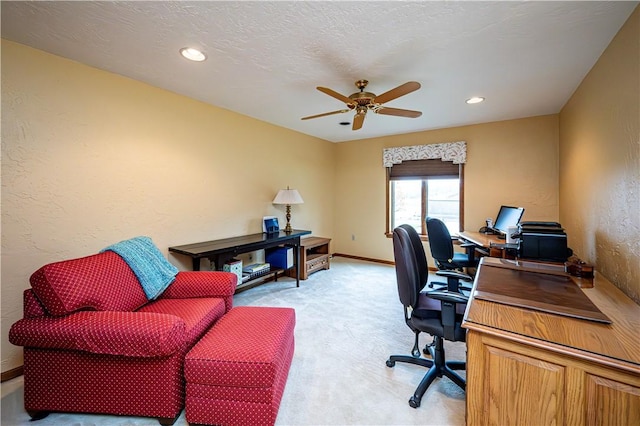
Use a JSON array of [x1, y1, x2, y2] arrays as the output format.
[[284, 205, 292, 233]]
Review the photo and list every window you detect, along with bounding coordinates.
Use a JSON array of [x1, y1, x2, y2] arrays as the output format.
[[387, 159, 464, 236]]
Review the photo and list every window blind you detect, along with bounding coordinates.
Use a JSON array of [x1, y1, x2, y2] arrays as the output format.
[[388, 159, 460, 180]]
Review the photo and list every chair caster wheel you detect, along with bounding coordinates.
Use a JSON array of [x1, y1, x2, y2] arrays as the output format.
[[409, 396, 421, 408], [386, 359, 395, 367]]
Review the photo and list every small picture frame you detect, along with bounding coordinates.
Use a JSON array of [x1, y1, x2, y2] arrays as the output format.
[[262, 216, 280, 234]]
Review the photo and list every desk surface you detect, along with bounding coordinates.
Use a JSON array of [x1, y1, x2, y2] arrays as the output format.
[[458, 230, 504, 248], [472, 260, 610, 323], [463, 257, 640, 371]]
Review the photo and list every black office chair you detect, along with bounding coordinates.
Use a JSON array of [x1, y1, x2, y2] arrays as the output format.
[[397, 224, 429, 290], [426, 217, 478, 276], [398, 224, 471, 293], [386, 225, 470, 408]]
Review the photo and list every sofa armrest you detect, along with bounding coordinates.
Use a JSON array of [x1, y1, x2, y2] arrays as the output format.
[[161, 271, 237, 299], [9, 311, 185, 357]]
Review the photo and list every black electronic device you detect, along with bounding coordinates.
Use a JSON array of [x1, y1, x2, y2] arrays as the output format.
[[492, 205, 525, 235], [516, 221, 572, 262], [519, 221, 561, 228]]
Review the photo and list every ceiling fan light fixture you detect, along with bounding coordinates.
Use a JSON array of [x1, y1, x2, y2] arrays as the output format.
[[466, 96, 485, 104], [301, 80, 422, 131], [180, 47, 206, 62]]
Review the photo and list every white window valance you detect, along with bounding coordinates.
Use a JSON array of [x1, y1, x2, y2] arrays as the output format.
[[383, 141, 466, 167]]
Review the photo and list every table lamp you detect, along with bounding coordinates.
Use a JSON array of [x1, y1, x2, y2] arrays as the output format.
[[272, 186, 304, 233]]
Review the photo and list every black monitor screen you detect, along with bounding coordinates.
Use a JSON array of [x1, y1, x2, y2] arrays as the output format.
[[493, 205, 525, 234]]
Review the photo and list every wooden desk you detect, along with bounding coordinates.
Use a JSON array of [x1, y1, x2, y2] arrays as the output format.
[[168, 230, 312, 287], [463, 257, 640, 425], [458, 231, 516, 258]]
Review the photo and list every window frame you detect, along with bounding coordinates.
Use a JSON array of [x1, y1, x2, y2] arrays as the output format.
[[386, 162, 465, 238]]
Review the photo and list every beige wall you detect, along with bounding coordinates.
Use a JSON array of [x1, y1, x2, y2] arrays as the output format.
[[559, 7, 639, 303], [333, 115, 560, 264], [1, 40, 335, 372]]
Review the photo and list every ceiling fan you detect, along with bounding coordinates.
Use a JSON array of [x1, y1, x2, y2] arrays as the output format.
[[301, 80, 422, 131]]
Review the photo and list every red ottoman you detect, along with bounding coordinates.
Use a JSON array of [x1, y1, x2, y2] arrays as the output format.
[[185, 306, 295, 426]]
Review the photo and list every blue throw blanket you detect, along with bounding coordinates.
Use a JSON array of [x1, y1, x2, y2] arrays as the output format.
[[101, 236, 178, 300]]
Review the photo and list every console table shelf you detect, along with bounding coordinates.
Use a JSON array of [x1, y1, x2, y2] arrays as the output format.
[[236, 268, 285, 293]]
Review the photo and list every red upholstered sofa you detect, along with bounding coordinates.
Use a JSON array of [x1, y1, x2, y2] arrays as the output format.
[[9, 250, 237, 425]]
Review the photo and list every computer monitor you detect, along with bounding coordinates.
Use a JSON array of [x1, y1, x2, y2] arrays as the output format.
[[493, 205, 525, 234]]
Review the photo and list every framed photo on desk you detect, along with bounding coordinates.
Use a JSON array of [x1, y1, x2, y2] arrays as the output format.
[[262, 216, 279, 234]]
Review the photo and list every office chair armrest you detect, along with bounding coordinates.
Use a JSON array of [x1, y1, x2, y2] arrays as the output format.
[[425, 290, 468, 341], [460, 243, 477, 261], [423, 289, 469, 305], [435, 270, 472, 282]]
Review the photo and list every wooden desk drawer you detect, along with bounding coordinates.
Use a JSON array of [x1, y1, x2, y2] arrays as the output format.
[[307, 254, 329, 273]]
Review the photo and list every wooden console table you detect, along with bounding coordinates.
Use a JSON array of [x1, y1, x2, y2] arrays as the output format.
[[168, 230, 311, 288], [286, 236, 331, 280], [463, 257, 640, 425]]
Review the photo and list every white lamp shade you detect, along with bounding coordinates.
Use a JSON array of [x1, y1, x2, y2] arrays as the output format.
[[272, 188, 304, 205]]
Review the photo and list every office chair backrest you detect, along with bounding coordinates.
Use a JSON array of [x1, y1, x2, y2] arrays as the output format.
[[394, 225, 469, 342], [398, 224, 429, 291], [426, 217, 454, 262], [392, 226, 420, 310]]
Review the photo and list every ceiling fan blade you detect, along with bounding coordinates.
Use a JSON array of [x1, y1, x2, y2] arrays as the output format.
[[317, 87, 355, 105], [352, 110, 366, 130], [376, 107, 422, 118], [374, 81, 421, 105], [301, 109, 350, 120]]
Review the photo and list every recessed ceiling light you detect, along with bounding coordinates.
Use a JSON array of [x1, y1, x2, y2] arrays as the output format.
[[466, 97, 485, 104], [180, 47, 206, 62]]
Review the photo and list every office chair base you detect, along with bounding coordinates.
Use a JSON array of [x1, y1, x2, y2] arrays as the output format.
[[409, 362, 465, 408], [386, 355, 433, 369], [403, 337, 466, 409]]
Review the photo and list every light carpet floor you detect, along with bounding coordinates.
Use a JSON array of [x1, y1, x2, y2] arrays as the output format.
[[1, 257, 466, 425]]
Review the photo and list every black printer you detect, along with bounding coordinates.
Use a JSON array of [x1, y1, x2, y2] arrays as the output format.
[[516, 221, 572, 262]]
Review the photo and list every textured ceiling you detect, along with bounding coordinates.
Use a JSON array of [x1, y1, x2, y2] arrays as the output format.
[[1, 1, 637, 143]]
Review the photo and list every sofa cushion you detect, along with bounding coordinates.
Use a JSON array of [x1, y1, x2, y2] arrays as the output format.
[[9, 311, 185, 357], [23, 290, 46, 319], [139, 297, 227, 349], [30, 251, 148, 316]]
